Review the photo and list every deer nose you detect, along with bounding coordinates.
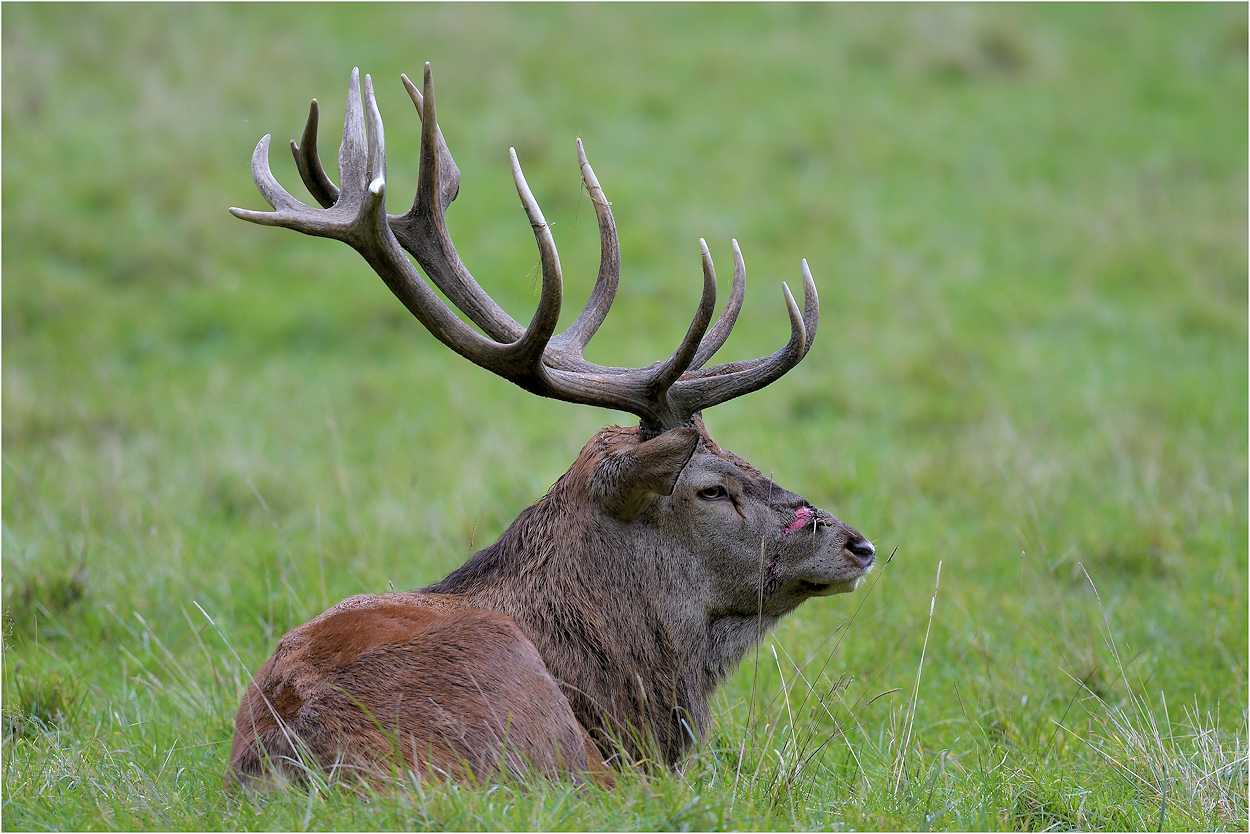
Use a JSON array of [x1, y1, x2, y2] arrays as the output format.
[[845, 536, 875, 568]]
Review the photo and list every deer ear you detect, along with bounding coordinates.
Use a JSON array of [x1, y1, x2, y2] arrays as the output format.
[[595, 427, 700, 521]]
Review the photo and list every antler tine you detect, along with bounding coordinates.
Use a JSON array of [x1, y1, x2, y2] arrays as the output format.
[[291, 99, 339, 209], [505, 147, 564, 370], [796, 258, 819, 359], [363, 75, 387, 191], [336, 68, 371, 208], [231, 135, 305, 223], [690, 238, 746, 370], [682, 255, 818, 381], [669, 268, 815, 418], [399, 71, 460, 213], [356, 178, 529, 371], [548, 138, 621, 359], [647, 240, 718, 394], [389, 64, 525, 344]]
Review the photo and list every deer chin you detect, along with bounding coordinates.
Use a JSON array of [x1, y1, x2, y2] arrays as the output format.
[[788, 544, 875, 598], [798, 576, 864, 597]]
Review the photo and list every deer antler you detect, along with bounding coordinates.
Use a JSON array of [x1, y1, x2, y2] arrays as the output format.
[[232, 64, 820, 433]]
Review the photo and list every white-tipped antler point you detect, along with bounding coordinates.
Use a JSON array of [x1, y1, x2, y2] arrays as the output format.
[[369, 176, 385, 195], [800, 258, 817, 300], [780, 280, 806, 350]]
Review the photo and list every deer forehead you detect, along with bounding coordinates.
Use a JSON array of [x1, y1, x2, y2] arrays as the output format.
[[680, 450, 764, 491]]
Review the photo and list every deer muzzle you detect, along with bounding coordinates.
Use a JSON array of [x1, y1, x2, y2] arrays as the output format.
[[796, 507, 876, 594]]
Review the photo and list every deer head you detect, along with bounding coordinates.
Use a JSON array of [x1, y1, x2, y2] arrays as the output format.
[[230, 65, 874, 780]]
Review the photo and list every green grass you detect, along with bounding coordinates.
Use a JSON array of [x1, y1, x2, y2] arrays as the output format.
[[3, 3, 1246, 830]]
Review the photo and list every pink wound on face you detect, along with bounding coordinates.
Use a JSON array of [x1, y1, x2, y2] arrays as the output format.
[[765, 506, 817, 597], [785, 506, 815, 532]]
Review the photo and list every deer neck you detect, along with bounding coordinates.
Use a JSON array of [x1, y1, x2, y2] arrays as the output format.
[[422, 493, 730, 766]]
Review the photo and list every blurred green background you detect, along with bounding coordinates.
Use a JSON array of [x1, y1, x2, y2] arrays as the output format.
[[3, 4, 1246, 830]]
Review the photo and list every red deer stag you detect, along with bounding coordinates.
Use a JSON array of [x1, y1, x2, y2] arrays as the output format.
[[229, 65, 875, 786]]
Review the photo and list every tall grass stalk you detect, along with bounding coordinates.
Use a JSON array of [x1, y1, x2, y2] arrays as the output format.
[[893, 559, 942, 796]]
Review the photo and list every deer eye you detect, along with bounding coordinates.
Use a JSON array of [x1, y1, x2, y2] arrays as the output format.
[[697, 485, 730, 501]]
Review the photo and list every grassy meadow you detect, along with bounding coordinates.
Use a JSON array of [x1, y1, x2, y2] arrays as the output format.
[[3, 4, 1247, 830]]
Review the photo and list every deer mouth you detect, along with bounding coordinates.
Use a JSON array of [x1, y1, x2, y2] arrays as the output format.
[[785, 507, 875, 597], [798, 576, 864, 597]]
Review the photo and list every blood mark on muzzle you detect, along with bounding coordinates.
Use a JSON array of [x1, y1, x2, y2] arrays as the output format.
[[764, 506, 817, 596]]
